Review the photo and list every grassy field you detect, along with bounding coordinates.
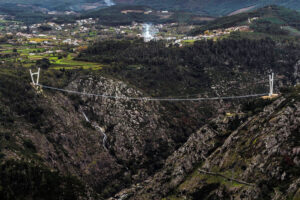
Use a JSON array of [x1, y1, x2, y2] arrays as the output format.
[[0, 43, 103, 70], [50, 54, 103, 70], [182, 39, 196, 44], [26, 53, 104, 70], [282, 26, 300, 36], [29, 38, 52, 43]]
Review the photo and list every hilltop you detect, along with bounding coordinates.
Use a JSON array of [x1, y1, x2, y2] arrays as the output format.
[[190, 5, 300, 38], [0, 0, 105, 11], [115, 0, 300, 16], [1, 0, 300, 23], [1, 1, 300, 26], [112, 85, 300, 200]]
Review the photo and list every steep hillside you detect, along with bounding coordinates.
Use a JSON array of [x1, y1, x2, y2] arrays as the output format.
[[82, 5, 161, 26], [190, 5, 300, 36], [0, 0, 105, 11], [110, 86, 300, 200], [1, 0, 300, 17], [1, 39, 300, 199], [115, 0, 300, 16], [0, 67, 211, 199], [78, 38, 300, 97], [0, 0, 106, 24]]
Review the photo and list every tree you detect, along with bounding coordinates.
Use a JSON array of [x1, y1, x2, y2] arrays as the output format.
[[38, 25, 52, 32], [36, 58, 51, 69]]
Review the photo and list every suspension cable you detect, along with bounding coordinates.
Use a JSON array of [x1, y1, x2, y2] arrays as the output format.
[[38, 84, 268, 102]]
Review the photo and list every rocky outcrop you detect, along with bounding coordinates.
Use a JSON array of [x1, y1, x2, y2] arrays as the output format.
[[4, 74, 210, 198], [109, 124, 226, 200], [1, 71, 221, 198], [3, 67, 299, 200], [67, 76, 176, 170], [36, 74, 197, 196], [111, 86, 300, 200]]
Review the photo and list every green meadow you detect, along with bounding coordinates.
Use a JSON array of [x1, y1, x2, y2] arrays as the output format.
[[0, 44, 103, 70]]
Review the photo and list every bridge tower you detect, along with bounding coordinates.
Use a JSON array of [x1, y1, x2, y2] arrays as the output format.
[[30, 68, 40, 86], [269, 73, 274, 97]]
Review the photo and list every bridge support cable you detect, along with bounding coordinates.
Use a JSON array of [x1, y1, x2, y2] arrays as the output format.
[[38, 84, 268, 102], [30, 69, 275, 102]]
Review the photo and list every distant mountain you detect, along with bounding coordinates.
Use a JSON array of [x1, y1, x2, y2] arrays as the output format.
[[115, 0, 300, 16], [0, 0, 109, 11], [190, 5, 300, 36], [0, 0, 111, 24], [0, 0, 300, 16]]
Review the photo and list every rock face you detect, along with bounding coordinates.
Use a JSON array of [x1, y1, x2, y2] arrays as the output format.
[[111, 87, 300, 200], [68, 76, 175, 170], [2, 68, 300, 200], [109, 124, 225, 200], [1, 73, 207, 198], [63, 75, 186, 192]]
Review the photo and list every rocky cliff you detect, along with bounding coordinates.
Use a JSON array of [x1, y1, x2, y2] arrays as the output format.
[[1, 67, 299, 199], [110, 86, 300, 200], [0, 69, 214, 199]]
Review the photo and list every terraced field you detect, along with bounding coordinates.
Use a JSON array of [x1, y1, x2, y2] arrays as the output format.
[[50, 55, 103, 70], [0, 44, 103, 70]]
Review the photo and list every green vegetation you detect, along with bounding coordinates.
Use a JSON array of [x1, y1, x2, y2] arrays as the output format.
[[0, 43, 103, 70], [36, 58, 51, 69], [161, 86, 300, 200], [0, 67, 77, 128], [242, 98, 274, 115], [82, 5, 206, 26], [0, 4, 51, 24], [0, 66, 97, 199], [49, 55, 103, 70], [0, 160, 88, 200], [83, 5, 159, 26], [117, 0, 300, 16], [190, 6, 300, 37], [0, 3, 299, 199], [0, 0, 101, 11], [77, 38, 300, 97]]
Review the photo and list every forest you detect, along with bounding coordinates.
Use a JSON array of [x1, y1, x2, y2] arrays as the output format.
[[190, 6, 300, 36], [77, 38, 300, 96], [0, 160, 88, 200], [82, 5, 206, 26]]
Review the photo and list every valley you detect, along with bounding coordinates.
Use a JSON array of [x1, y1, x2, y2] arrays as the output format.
[[0, 2, 300, 200]]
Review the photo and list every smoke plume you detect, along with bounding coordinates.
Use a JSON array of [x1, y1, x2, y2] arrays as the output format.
[[142, 23, 158, 42], [104, 0, 115, 6]]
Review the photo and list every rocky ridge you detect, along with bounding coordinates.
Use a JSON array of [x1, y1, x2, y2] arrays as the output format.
[[110, 86, 300, 200], [1, 67, 299, 199], [0, 71, 207, 198]]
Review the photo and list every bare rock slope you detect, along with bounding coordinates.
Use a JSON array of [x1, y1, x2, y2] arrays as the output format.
[[111, 86, 300, 200]]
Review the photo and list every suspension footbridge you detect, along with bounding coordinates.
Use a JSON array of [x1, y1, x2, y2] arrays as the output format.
[[30, 69, 277, 102]]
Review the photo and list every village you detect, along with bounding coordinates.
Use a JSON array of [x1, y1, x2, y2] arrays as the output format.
[[0, 13, 255, 70]]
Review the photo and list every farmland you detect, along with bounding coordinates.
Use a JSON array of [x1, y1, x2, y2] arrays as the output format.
[[1, 5, 300, 73]]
